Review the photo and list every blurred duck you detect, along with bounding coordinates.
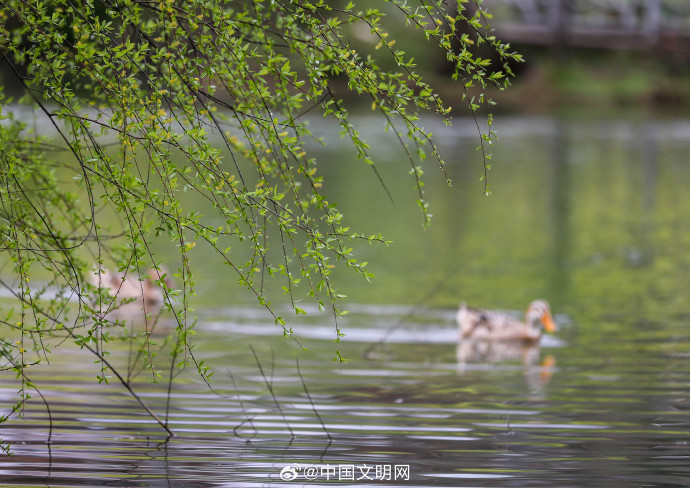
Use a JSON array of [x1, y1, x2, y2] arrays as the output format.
[[89, 267, 172, 316], [457, 300, 557, 343]]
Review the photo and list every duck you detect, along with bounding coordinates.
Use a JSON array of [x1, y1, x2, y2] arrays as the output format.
[[89, 267, 172, 316], [456, 300, 557, 343]]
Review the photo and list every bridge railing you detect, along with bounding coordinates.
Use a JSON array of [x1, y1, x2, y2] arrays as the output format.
[[481, 0, 690, 51]]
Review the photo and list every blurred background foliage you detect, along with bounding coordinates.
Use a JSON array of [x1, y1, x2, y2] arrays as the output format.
[[329, 0, 690, 113]]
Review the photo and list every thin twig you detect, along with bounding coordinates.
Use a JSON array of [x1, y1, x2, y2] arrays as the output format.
[[250, 345, 294, 439], [296, 357, 332, 442]]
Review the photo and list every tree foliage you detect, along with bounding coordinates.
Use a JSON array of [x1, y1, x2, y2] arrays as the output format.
[[0, 0, 519, 439]]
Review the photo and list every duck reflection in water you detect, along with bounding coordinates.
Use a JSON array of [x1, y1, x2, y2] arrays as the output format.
[[456, 300, 558, 389], [88, 266, 173, 325]]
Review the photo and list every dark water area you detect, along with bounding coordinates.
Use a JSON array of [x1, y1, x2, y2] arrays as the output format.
[[2, 307, 690, 487], [2, 114, 690, 486]]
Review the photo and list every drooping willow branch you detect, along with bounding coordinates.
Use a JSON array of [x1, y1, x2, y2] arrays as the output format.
[[0, 0, 520, 442]]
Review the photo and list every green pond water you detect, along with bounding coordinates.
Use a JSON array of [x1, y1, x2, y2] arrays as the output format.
[[1, 113, 690, 486]]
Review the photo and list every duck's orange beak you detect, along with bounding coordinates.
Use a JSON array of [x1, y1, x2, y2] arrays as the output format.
[[541, 312, 557, 333]]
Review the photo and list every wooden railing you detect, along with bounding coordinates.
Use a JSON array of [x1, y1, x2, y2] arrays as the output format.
[[482, 0, 690, 52]]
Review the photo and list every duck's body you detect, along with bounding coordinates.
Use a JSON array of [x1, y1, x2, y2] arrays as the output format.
[[457, 300, 557, 343], [89, 267, 171, 317]]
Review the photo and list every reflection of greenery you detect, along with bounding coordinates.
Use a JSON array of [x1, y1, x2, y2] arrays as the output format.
[[319, 117, 690, 341], [0, 1, 520, 439], [493, 50, 690, 112]]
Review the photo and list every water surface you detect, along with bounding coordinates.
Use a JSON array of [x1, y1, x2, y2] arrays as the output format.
[[2, 114, 690, 486]]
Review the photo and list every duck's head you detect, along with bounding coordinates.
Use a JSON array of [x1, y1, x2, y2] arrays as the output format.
[[526, 300, 557, 334]]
